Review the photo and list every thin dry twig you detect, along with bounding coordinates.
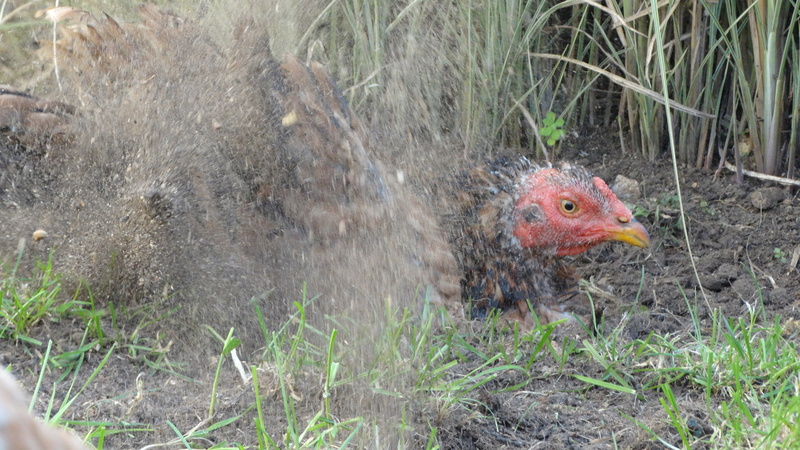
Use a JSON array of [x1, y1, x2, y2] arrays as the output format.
[[342, 65, 387, 96], [512, 99, 550, 162], [724, 161, 800, 187], [789, 246, 799, 274]]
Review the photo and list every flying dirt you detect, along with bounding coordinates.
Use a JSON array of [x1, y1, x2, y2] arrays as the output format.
[[1, 5, 464, 361]]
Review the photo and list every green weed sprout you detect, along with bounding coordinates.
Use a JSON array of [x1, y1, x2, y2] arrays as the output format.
[[539, 112, 565, 146]]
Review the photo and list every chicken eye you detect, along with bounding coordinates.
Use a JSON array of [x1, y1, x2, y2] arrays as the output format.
[[560, 199, 578, 214]]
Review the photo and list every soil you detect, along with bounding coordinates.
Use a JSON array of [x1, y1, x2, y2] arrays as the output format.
[[429, 130, 800, 450], [1, 6, 799, 450]]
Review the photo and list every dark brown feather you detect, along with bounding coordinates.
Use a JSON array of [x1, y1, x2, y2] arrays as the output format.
[[0, 86, 74, 149]]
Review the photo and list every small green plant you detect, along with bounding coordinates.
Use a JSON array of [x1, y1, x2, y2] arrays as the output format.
[[0, 251, 75, 344], [631, 204, 649, 220], [539, 111, 565, 146], [26, 339, 124, 448], [699, 200, 715, 216], [773, 248, 787, 264], [658, 193, 681, 209]]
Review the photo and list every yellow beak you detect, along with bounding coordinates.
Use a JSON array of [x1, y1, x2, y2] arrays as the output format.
[[608, 219, 651, 248]]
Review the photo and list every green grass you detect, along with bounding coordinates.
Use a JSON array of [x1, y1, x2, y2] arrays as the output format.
[[2, 239, 800, 449], [0, 249, 184, 447], [568, 0, 798, 176], [4, 253, 800, 449], [576, 283, 800, 448], [1, 249, 66, 344], [305, 0, 588, 157]]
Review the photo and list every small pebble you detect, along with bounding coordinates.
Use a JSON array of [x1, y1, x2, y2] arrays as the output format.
[[611, 175, 641, 201]]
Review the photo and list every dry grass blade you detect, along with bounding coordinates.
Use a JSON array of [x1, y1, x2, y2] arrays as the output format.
[[1, 1, 37, 24], [622, 0, 670, 22], [530, 52, 715, 119], [512, 99, 549, 162], [566, 0, 644, 37]]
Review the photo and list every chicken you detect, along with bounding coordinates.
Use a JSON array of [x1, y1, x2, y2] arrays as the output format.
[[272, 54, 394, 241], [0, 86, 73, 148], [270, 53, 463, 313], [9, 5, 646, 336], [451, 157, 650, 326], [0, 368, 88, 450], [21, 5, 464, 319]]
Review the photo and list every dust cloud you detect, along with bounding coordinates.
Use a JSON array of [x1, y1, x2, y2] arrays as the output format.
[[1, 1, 469, 445]]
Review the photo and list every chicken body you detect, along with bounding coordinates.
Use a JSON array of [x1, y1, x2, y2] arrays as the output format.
[[452, 157, 650, 326]]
